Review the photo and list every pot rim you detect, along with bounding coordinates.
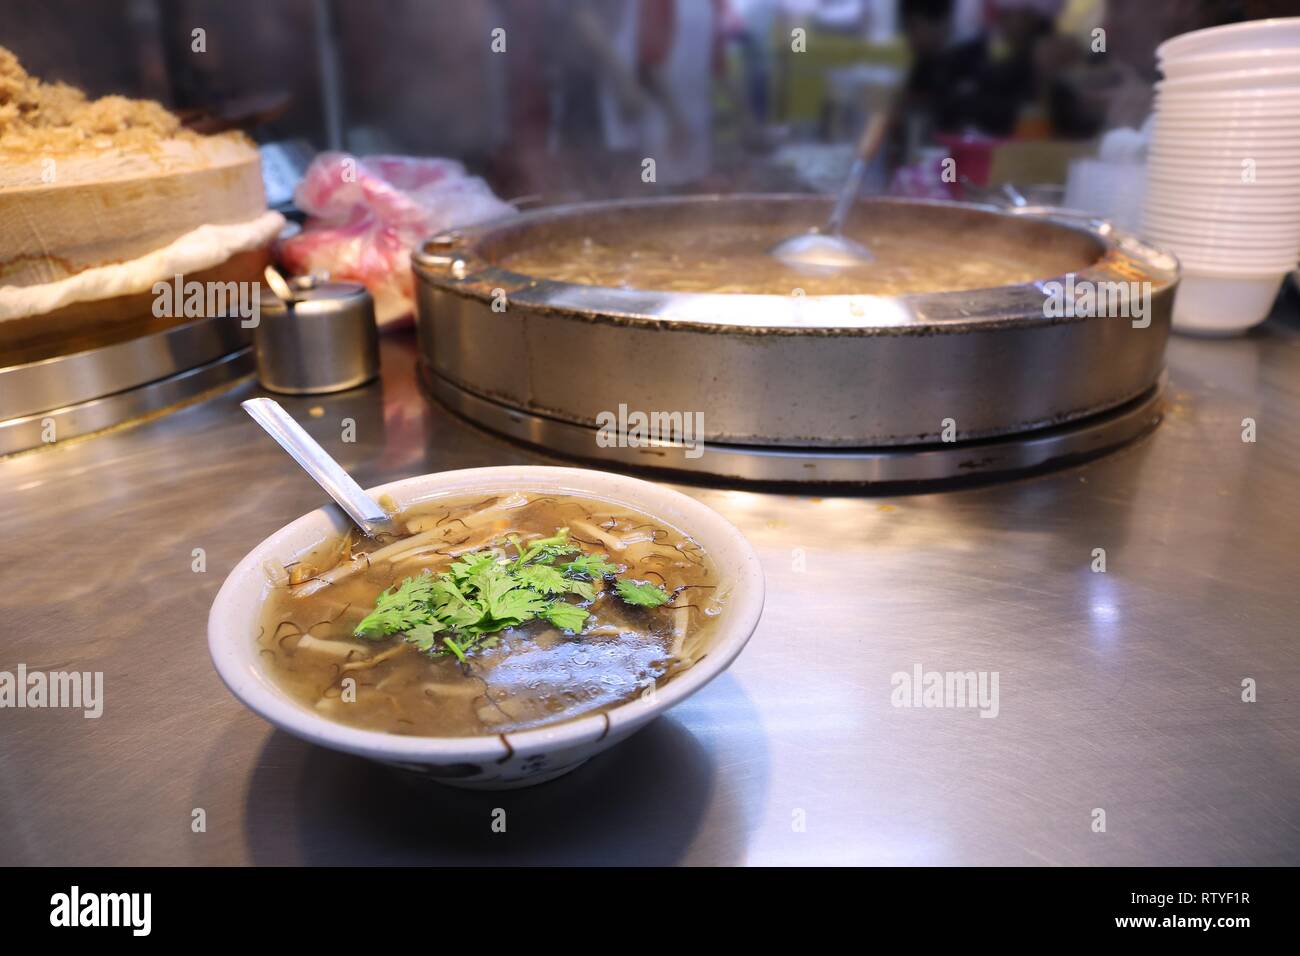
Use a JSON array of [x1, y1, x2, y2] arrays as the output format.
[[411, 195, 1180, 336]]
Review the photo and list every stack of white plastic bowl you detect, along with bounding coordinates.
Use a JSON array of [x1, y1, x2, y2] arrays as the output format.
[[1144, 18, 1300, 334]]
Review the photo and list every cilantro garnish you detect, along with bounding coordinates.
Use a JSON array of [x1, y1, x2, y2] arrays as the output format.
[[562, 552, 620, 579], [353, 526, 661, 658], [613, 578, 673, 608]]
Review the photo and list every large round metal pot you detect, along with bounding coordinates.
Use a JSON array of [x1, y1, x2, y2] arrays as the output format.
[[412, 195, 1177, 460]]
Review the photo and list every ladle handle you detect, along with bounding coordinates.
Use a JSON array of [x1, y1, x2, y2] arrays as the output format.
[[825, 107, 894, 236], [241, 397, 395, 537]]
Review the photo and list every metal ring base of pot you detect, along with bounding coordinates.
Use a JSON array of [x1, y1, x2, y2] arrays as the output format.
[[422, 362, 1165, 488], [0, 349, 252, 458]]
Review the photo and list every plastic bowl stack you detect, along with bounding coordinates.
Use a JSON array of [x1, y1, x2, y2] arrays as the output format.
[[1143, 18, 1300, 334]]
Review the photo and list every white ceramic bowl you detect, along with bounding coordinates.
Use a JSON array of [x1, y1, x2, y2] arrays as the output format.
[[1152, 137, 1300, 154], [208, 465, 766, 789], [1158, 17, 1300, 62], [1142, 231, 1300, 256], [1146, 153, 1300, 173], [1161, 48, 1300, 79], [1141, 201, 1300, 227], [1145, 202, 1300, 226], [1155, 103, 1300, 121], [1142, 241, 1299, 270], [1151, 130, 1300, 150], [1149, 157, 1300, 178], [1151, 241, 1298, 272], [1157, 65, 1300, 94], [1143, 217, 1299, 247], [1149, 140, 1300, 159], [1149, 165, 1300, 185], [1151, 236, 1298, 259], [1141, 215, 1300, 241], [1144, 181, 1300, 202], [1145, 171, 1300, 193], [1173, 270, 1288, 335], [1153, 131, 1300, 147], [1144, 201, 1300, 223], [1157, 87, 1300, 107], [1144, 185, 1300, 204], [1144, 182, 1300, 207], [1152, 117, 1300, 135], [1177, 258, 1297, 276], [1154, 105, 1300, 124]]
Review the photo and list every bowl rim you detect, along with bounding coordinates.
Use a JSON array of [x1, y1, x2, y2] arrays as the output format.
[[1144, 175, 1300, 189], [1155, 85, 1300, 101], [1144, 181, 1300, 197], [1142, 197, 1300, 212], [1153, 138, 1300, 147], [1157, 17, 1300, 62], [1178, 265, 1293, 280], [1145, 181, 1300, 194], [1162, 46, 1300, 69], [207, 465, 766, 763], [1151, 127, 1300, 139], [1143, 233, 1300, 248], [1156, 63, 1300, 88]]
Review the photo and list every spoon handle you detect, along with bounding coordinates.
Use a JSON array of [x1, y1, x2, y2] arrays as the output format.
[[826, 105, 894, 236], [241, 397, 395, 537], [825, 157, 869, 236]]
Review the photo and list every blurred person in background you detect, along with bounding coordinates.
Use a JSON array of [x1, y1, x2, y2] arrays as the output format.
[[1048, 0, 1257, 136], [891, 0, 1242, 142], [495, 0, 723, 198], [914, 0, 1067, 137], [597, 0, 719, 186], [897, 0, 957, 145]]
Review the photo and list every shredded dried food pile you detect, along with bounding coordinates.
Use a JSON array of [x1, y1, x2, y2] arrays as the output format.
[[0, 45, 190, 154]]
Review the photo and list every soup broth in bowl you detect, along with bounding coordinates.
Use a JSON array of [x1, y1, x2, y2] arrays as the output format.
[[260, 491, 723, 736], [209, 467, 763, 788]]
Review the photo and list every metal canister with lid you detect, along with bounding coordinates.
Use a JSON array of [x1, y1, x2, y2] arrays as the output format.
[[254, 274, 380, 394]]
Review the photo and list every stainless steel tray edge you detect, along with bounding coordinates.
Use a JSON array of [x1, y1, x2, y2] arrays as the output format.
[[0, 315, 252, 420]]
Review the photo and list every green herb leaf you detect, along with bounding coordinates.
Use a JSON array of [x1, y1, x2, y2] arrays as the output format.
[[516, 528, 579, 567], [613, 579, 672, 608], [449, 551, 504, 590], [562, 553, 620, 579], [485, 586, 547, 628], [354, 572, 438, 638], [516, 563, 570, 595], [353, 526, 638, 658], [540, 601, 589, 633], [405, 622, 443, 653]]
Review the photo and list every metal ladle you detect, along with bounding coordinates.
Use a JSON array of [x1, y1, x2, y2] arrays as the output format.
[[241, 396, 398, 537], [769, 104, 894, 270]]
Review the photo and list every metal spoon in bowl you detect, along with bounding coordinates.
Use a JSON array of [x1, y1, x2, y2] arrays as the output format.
[[241, 397, 399, 538], [769, 104, 894, 270]]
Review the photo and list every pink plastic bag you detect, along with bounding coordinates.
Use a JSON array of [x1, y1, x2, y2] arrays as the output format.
[[278, 154, 514, 325]]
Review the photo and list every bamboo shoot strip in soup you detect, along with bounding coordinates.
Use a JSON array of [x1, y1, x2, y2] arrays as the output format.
[[256, 491, 725, 736]]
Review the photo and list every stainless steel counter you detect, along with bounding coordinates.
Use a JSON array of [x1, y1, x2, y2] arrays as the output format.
[[2, 311, 1298, 866]]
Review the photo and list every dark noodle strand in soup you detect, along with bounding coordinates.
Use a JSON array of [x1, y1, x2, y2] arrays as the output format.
[[256, 492, 725, 736]]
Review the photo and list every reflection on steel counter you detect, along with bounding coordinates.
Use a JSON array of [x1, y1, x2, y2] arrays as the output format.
[[1, 318, 1298, 864]]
